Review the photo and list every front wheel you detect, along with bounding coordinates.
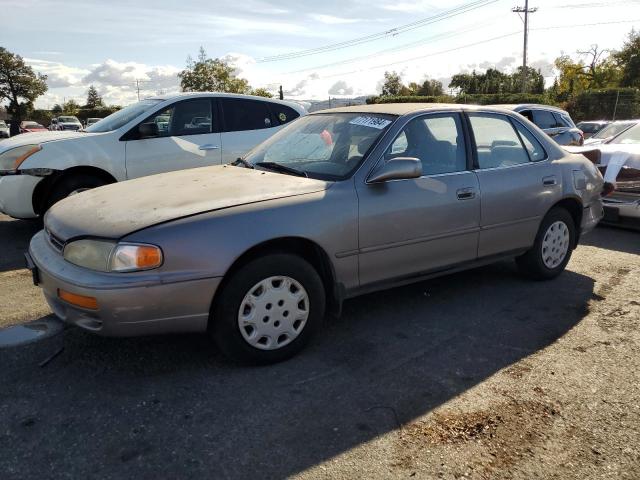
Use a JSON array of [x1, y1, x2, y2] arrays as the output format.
[[43, 174, 107, 213], [211, 254, 326, 364], [516, 207, 576, 280]]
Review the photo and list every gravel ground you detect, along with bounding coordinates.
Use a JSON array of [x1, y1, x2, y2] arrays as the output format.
[[0, 213, 638, 479]]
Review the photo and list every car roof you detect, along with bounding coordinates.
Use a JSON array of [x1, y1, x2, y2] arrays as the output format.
[[146, 92, 306, 111], [495, 104, 570, 115], [311, 103, 520, 116]]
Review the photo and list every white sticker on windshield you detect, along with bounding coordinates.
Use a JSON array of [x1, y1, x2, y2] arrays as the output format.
[[349, 116, 392, 130]]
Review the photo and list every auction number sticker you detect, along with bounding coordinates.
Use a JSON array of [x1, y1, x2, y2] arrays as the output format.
[[349, 116, 392, 129]]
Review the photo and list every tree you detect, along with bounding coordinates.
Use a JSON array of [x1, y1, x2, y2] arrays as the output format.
[[85, 85, 103, 108], [52, 103, 62, 115], [178, 47, 250, 93], [613, 29, 640, 88], [380, 71, 404, 96], [249, 88, 273, 98], [62, 99, 80, 116], [0, 47, 48, 135]]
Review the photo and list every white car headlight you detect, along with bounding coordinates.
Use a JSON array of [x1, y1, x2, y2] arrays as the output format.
[[0, 145, 42, 172], [63, 239, 163, 272]]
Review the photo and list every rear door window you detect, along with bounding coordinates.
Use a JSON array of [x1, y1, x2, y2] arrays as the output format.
[[469, 113, 530, 169], [268, 103, 300, 126], [532, 110, 558, 130], [221, 98, 273, 132]]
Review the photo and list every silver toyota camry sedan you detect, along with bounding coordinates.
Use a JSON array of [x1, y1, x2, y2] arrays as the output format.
[[27, 104, 605, 363]]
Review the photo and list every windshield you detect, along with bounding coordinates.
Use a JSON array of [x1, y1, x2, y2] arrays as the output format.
[[86, 99, 163, 133], [610, 123, 640, 145], [594, 121, 635, 139], [59, 116, 79, 123], [244, 113, 396, 180], [578, 122, 605, 134]]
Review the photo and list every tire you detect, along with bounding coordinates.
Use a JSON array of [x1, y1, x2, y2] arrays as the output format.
[[516, 207, 576, 280], [211, 254, 326, 364], [44, 174, 107, 213]]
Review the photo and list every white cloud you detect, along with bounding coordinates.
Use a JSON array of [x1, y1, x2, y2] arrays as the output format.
[[308, 14, 363, 25], [328, 80, 354, 95], [26, 58, 89, 88], [380, 1, 439, 13]]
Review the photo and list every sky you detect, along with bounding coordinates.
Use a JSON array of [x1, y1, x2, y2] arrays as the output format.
[[3, 0, 640, 108]]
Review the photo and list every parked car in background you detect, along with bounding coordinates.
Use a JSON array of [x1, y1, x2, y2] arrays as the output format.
[[0, 92, 306, 219], [568, 122, 640, 229], [0, 120, 9, 139], [85, 117, 102, 128], [576, 120, 610, 139], [27, 104, 604, 363], [19, 121, 48, 134], [584, 119, 639, 146], [53, 116, 83, 131], [497, 104, 584, 146]]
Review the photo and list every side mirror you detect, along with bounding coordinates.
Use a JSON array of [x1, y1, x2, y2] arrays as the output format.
[[368, 157, 422, 183], [138, 122, 159, 138]]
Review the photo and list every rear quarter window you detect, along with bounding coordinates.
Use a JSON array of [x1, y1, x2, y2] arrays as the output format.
[[221, 98, 274, 132], [268, 103, 300, 126]]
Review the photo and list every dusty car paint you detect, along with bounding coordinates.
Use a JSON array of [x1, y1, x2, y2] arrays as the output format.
[[29, 104, 604, 345]]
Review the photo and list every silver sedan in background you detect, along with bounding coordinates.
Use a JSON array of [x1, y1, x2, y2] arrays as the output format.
[[28, 104, 605, 364]]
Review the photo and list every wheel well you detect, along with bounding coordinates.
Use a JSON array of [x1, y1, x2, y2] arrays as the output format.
[[551, 197, 583, 247], [32, 166, 117, 215], [211, 237, 341, 322]]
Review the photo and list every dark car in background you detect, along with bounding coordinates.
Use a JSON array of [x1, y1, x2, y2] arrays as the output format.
[[498, 104, 584, 146], [577, 120, 610, 139]]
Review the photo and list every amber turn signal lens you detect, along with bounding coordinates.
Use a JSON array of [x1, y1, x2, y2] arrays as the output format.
[[58, 289, 98, 310], [14, 145, 42, 169], [135, 245, 162, 268]]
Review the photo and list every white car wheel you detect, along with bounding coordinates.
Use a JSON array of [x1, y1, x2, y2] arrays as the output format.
[[237, 276, 309, 350], [541, 220, 570, 269]]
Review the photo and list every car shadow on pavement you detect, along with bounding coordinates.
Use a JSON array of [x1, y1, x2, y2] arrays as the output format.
[[0, 260, 595, 479], [582, 225, 640, 256], [0, 217, 40, 273]]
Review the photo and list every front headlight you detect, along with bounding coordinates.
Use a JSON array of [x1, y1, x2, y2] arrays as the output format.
[[0, 144, 42, 172], [63, 240, 163, 272]]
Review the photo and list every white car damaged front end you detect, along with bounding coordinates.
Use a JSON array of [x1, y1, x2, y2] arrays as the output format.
[[0, 131, 123, 219]]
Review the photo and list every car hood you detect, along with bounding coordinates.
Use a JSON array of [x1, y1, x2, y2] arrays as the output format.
[[0, 131, 92, 153], [46, 165, 331, 241]]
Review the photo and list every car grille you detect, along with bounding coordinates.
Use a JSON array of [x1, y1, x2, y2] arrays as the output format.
[[62, 125, 79, 130], [46, 228, 65, 253]]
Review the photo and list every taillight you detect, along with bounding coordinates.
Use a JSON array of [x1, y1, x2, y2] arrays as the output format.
[[601, 182, 615, 197]]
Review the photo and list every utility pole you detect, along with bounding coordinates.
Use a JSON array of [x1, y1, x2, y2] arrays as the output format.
[[136, 79, 141, 101], [513, 1, 537, 93]]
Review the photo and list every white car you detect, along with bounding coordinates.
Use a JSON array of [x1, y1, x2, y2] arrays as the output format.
[[54, 116, 83, 131], [0, 93, 306, 219]]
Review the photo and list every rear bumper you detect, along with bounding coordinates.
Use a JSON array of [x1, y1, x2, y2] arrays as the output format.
[[29, 230, 221, 336], [0, 174, 41, 218]]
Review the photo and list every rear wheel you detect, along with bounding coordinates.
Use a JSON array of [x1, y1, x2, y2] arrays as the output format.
[[43, 174, 107, 213], [516, 207, 576, 280], [211, 254, 325, 364]]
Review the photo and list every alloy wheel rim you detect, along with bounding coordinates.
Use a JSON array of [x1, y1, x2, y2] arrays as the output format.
[[541, 221, 570, 269], [237, 276, 309, 350]]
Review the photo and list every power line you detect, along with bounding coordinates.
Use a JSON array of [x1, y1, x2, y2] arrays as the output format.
[[257, 0, 501, 63], [273, 18, 640, 82]]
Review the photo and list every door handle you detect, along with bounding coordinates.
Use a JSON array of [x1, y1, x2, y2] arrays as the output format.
[[199, 144, 220, 150], [456, 188, 476, 200], [542, 175, 557, 186]]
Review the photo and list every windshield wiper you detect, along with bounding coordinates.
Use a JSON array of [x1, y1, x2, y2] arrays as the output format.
[[231, 157, 254, 169], [255, 162, 308, 178]]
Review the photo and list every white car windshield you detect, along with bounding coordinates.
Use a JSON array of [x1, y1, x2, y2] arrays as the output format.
[[611, 123, 640, 145], [86, 99, 163, 133], [594, 121, 635, 140], [244, 113, 396, 181]]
